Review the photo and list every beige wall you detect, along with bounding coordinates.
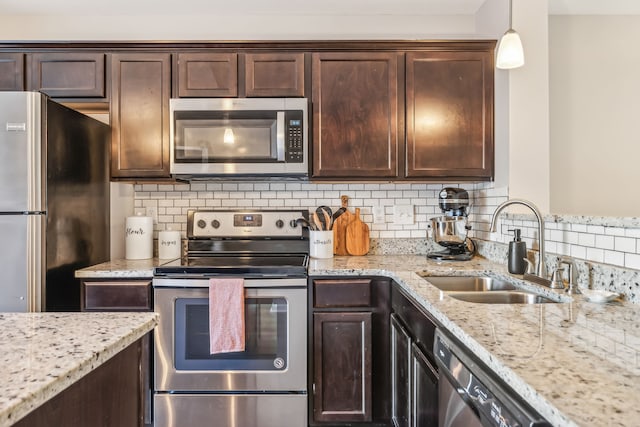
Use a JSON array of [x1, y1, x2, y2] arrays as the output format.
[[507, 0, 550, 212], [549, 15, 640, 217], [0, 14, 477, 40]]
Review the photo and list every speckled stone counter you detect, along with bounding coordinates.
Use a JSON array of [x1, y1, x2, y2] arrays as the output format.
[[309, 255, 640, 427], [74, 257, 175, 279], [0, 312, 158, 427]]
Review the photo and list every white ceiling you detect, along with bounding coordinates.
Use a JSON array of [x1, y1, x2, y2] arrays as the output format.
[[1, 0, 639, 16]]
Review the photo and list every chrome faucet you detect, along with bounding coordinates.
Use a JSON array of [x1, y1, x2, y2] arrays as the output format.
[[490, 199, 549, 285]]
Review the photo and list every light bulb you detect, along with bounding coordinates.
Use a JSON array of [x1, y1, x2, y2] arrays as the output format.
[[223, 128, 235, 144]]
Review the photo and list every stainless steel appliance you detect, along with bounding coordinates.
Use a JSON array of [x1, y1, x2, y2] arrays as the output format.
[[434, 330, 551, 427], [428, 187, 476, 261], [153, 209, 309, 427], [169, 98, 308, 178], [0, 91, 110, 312]]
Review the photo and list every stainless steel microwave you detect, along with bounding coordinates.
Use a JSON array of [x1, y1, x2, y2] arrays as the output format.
[[169, 98, 308, 178]]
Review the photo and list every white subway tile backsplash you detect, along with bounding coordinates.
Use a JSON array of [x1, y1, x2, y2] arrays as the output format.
[[134, 181, 640, 281], [625, 253, 640, 270], [605, 250, 625, 267], [615, 236, 636, 253], [595, 235, 615, 250], [578, 233, 596, 247], [586, 247, 605, 263]]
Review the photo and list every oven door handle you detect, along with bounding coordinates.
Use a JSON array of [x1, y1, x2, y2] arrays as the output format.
[[153, 277, 307, 288]]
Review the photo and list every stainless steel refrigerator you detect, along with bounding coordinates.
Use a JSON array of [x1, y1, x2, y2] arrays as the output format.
[[0, 91, 110, 312]]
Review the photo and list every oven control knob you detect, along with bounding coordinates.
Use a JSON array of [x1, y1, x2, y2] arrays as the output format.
[[275, 219, 284, 228], [197, 219, 206, 229], [273, 357, 285, 369], [289, 219, 298, 228], [211, 220, 220, 229]]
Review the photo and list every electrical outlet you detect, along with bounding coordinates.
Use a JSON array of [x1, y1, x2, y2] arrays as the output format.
[[146, 207, 158, 224], [372, 206, 385, 224], [393, 205, 414, 225]]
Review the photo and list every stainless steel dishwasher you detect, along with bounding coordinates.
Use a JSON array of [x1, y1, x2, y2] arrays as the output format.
[[434, 330, 551, 427]]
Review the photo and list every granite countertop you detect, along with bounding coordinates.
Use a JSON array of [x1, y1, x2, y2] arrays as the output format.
[[75, 254, 640, 426], [0, 312, 158, 427], [74, 257, 175, 279], [309, 255, 640, 427]]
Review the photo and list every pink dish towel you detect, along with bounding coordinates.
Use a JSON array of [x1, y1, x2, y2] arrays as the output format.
[[209, 278, 245, 354]]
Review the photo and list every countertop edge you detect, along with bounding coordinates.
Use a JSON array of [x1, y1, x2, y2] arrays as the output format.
[[0, 313, 158, 427]]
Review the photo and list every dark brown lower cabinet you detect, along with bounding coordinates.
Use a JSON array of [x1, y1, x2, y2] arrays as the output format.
[[81, 279, 153, 426], [310, 277, 391, 427], [313, 311, 373, 423], [14, 337, 145, 427], [391, 285, 439, 427]]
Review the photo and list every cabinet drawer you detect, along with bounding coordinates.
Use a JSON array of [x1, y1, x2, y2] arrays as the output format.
[[313, 278, 372, 308], [82, 280, 152, 311]]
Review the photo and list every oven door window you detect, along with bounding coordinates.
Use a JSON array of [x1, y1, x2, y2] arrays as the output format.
[[174, 111, 278, 163], [174, 297, 287, 371]]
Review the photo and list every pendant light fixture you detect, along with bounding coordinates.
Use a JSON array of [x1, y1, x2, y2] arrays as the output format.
[[496, 0, 524, 69]]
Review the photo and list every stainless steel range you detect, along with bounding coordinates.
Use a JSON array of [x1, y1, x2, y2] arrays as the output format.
[[153, 209, 309, 427]]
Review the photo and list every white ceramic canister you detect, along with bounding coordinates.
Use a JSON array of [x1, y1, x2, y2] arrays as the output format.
[[125, 213, 153, 260], [158, 227, 182, 259], [309, 230, 334, 259]]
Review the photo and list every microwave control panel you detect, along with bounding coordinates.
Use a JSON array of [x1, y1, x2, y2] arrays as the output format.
[[285, 111, 304, 163]]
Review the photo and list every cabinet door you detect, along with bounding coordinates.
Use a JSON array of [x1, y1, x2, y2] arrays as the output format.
[[405, 50, 494, 180], [111, 53, 171, 178], [411, 343, 438, 427], [312, 52, 399, 179], [0, 52, 24, 90], [27, 52, 106, 98], [244, 53, 305, 97], [391, 314, 411, 427], [175, 52, 237, 97], [313, 311, 372, 423]]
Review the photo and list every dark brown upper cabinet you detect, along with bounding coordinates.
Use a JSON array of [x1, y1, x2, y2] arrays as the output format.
[[27, 52, 106, 98], [312, 52, 400, 179], [175, 52, 238, 97], [244, 53, 305, 97], [405, 50, 494, 180], [111, 53, 171, 179], [0, 53, 24, 91]]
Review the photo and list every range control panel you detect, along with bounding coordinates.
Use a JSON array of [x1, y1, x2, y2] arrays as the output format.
[[188, 209, 307, 238]]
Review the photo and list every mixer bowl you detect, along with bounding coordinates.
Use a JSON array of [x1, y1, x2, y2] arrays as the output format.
[[430, 216, 468, 247]]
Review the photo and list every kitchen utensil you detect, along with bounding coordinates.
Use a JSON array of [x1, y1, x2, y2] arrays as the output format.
[[345, 207, 370, 256], [312, 211, 324, 231], [332, 207, 346, 221], [317, 206, 333, 230], [295, 217, 315, 230], [333, 195, 353, 255]]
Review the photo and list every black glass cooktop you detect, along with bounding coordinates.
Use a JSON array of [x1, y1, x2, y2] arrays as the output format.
[[154, 254, 309, 277]]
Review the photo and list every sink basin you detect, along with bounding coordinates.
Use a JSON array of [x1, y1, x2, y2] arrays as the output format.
[[420, 275, 517, 292], [447, 291, 557, 304]]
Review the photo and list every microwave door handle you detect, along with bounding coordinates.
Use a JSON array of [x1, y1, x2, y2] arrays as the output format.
[[276, 111, 285, 162]]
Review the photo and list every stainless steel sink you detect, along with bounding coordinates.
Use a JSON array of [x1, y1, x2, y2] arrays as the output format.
[[447, 291, 556, 304], [417, 274, 559, 304], [420, 275, 517, 292]]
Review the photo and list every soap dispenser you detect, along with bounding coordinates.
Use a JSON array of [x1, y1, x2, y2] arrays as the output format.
[[507, 229, 527, 274]]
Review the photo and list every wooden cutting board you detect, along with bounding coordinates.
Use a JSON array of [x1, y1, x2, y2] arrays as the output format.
[[333, 195, 353, 255], [346, 207, 370, 256]]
